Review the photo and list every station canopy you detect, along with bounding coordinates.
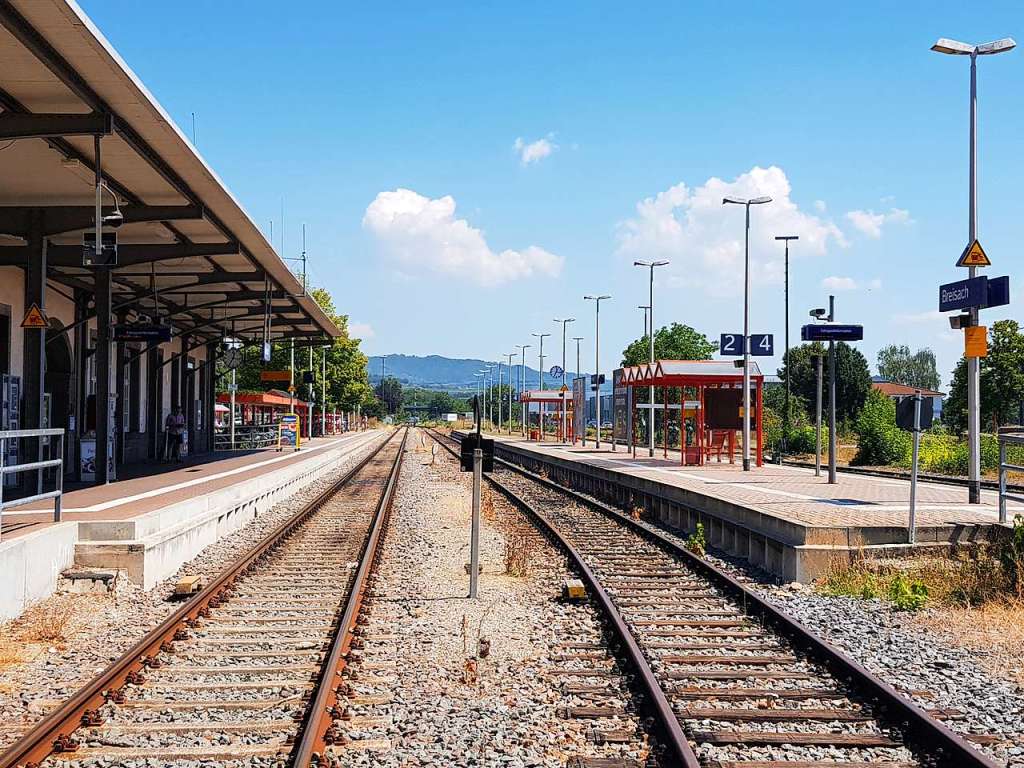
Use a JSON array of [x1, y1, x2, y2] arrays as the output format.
[[622, 360, 763, 387], [0, 0, 340, 345]]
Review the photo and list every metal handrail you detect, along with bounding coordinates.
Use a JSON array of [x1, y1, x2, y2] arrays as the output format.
[[998, 428, 1024, 524], [0, 428, 65, 540], [213, 423, 278, 451]]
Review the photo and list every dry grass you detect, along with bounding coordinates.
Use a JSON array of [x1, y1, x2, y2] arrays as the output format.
[[917, 598, 1024, 686], [19, 598, 79, 643], [503, 529, 532, 577]]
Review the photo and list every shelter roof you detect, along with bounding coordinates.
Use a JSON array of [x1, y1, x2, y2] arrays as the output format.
[[623, 360, 763, 385]]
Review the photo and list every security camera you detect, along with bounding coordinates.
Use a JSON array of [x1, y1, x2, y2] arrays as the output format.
[[102, 209, 124, 229], [809, 308, 827, 319]]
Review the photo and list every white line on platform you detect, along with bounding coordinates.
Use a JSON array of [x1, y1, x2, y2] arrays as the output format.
[[4, 431, 381, 517]]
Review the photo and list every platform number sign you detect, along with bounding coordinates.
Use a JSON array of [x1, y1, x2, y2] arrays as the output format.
[[720, 334, 743, 356], [750, 334, 774, 357], [720, 333, 774, 357]]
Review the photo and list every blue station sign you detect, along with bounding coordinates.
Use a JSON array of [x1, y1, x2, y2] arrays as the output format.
[[939, 276, 988, 312], [801, 323, 864, 342]]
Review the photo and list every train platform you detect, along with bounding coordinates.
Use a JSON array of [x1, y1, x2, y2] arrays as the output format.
[[0, 429, 386, 621], [478, 432, 1021, 582]]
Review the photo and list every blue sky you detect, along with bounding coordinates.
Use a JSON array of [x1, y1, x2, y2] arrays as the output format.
[[81, 1, 1024, 389]]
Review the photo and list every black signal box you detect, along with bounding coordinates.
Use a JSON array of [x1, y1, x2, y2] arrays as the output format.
[[460, 433, 494, 473]]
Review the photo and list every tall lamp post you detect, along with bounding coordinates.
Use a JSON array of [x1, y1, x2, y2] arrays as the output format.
[[505, 352, 516, 435], [554, 318, 575, 442], [572, 336, 584, 444], [931, 35, 1015, 504], [774, 235, 798, 456], [634, 261, 669, 457], [532, 333, 550, 437], [584, 295, 611, 448], [515, 344, 531, 436], [321, 344, 329, 437], [722, 195, 772, 471]]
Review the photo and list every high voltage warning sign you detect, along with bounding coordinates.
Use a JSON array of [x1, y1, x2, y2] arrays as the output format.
[[957, 239, 990, 268], [21, 303, 48, 328]]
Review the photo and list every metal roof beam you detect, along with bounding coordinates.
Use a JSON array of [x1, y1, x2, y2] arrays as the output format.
[[0, 111, 111, 139], [0, 205, 204, 237], [0, 242, 238, 267]]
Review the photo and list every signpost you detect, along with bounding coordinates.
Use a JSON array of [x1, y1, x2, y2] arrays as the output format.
[[956, 238, 990, 268], [20, 304, 48, 329], [459, 397, 493, 599], [896, 393, 932, 544], [260, 370, 291, 383], [720, 333, 773, 356]]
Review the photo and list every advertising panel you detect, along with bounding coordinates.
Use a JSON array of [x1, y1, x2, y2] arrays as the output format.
[[573, 376, 586, 442], [613, 368, 631, 445]]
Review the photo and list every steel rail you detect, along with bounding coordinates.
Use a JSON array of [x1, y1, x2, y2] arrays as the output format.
[[434, 429, 1000, 768], [292, 426, 409, 765], [0, 429, 401, 768], [426, 429, 699, 768]]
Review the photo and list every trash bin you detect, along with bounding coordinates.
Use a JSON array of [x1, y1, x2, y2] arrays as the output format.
[[530, 429, 539, 440]]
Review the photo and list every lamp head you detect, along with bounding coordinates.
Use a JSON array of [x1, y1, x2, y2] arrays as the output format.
[[931, 38, 975, 55], [751, 196, 772, 205]]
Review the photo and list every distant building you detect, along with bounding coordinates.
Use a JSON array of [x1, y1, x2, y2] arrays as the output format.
[[872, 381, 945, 420]]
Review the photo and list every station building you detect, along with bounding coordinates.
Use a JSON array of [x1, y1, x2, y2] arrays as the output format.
[[0, 1, 340, 487]]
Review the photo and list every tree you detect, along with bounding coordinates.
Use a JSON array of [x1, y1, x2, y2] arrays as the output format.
[[945, 320, 1024, 431], [621, 323, 716, 367], [224, 285, 374, 413], [779, 342, 872, 423], [376, 377, 403, 415], [876, 345, 940, 391]]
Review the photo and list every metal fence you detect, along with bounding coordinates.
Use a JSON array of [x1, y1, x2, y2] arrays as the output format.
[[214, 424, 278, 451], [998, 427, 1024, 524], [0, 427, 65, 540]]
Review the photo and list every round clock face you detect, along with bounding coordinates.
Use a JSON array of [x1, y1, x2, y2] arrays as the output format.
[[224, 347, 242, 370]]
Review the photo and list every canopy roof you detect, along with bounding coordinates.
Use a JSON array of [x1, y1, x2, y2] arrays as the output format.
[[0, 0, 340, 343], [622, 360, 763, 387]]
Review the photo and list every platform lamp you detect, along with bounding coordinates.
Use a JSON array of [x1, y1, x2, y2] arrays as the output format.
[[515, 344, 531, 436], [633, 261, 669, 457], [505, 352, 516, 435], [774, 235, 799, 457], [583, 295, 611, 448], [532, 333, 551, 437], [722, 195, 772, 471]]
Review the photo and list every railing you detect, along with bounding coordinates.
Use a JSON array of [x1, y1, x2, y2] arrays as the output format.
[[0, 428, 66, 540], [998, 427, 1024, 524], [214, 424, 278, 451]]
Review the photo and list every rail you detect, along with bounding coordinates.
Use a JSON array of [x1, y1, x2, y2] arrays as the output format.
[[213, 423, 278, 451], [0, 427, 65, 540], [998, 427, 1024, 524]]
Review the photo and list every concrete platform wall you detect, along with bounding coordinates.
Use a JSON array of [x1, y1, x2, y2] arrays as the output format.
[[0, 523, 78, 621], [75, 433, 383, 589]]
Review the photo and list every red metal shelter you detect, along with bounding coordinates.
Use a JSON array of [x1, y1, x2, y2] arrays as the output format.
[[519, 389, 574, 442], [621, 360, 764, 467]]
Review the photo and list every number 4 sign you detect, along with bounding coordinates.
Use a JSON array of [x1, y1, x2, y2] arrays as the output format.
[[719, 333, 774, 357]]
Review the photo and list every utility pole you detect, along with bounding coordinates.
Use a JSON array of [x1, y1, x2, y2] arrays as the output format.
[[815, 352, 823, 477], [532, 333, 550, 438], [505, 352, 516, 435], [634, 261, 668, 457], [573, 336, 584, 446], [554, 318, 574, 442], [828, 295, 837, 484]]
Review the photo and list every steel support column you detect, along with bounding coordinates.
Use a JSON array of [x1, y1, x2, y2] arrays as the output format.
[[73, 289, 88, 481], [95, 267, 112, 484], [179, 333, 191, 456], [21, 210, 46, 493]]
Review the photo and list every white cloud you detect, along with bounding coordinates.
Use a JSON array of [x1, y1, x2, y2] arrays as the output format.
[[514, 135, 557, 165], [363, 188, 564, 287], [349, 322, 374, 339], [822, 276, 858, 291], [814, 199, 827, 213], [844, 207, 911, 238], [894, 309, 943, 325], [616, 166, 846, 297]]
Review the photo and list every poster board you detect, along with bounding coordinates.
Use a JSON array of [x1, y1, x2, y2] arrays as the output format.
[[278, 413, 301, 451], [612, 368, 631, 445]]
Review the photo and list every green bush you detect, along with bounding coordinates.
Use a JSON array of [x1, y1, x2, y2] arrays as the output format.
[[852, 390, 911, 466], [786, 425, 827, 454], [888, 573, 928, 611]]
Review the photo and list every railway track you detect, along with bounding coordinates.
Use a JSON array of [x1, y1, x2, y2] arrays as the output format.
[[428, 428, 1000, 768], [0, 427, 408, 768]]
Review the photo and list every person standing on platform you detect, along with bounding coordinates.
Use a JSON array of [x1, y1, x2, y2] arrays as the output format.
[[165, 406, 185, 462]]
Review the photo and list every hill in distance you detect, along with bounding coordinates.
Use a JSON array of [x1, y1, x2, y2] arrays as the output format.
[[368, 354, 580, 391]]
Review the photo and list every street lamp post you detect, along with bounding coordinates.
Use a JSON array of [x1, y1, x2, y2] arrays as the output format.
[[516, 344, 531, 436], [572, 336, 584, 445], [496, 360, 503, 432], [723, 195, 773, 471], [634, 261, 669, 457], [774, 235, 799, 456], [554, 318, 575, 442], [321, 344, 329, 437], [532, 333, 550, 438], [931, 35, 1015, 504], [584, 295, 611, 448], [505, 352, 516, 435]]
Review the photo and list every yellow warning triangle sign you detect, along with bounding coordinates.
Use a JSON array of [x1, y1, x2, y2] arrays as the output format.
[[21, 303, 48, 329], [956, 239, 991, 267]]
